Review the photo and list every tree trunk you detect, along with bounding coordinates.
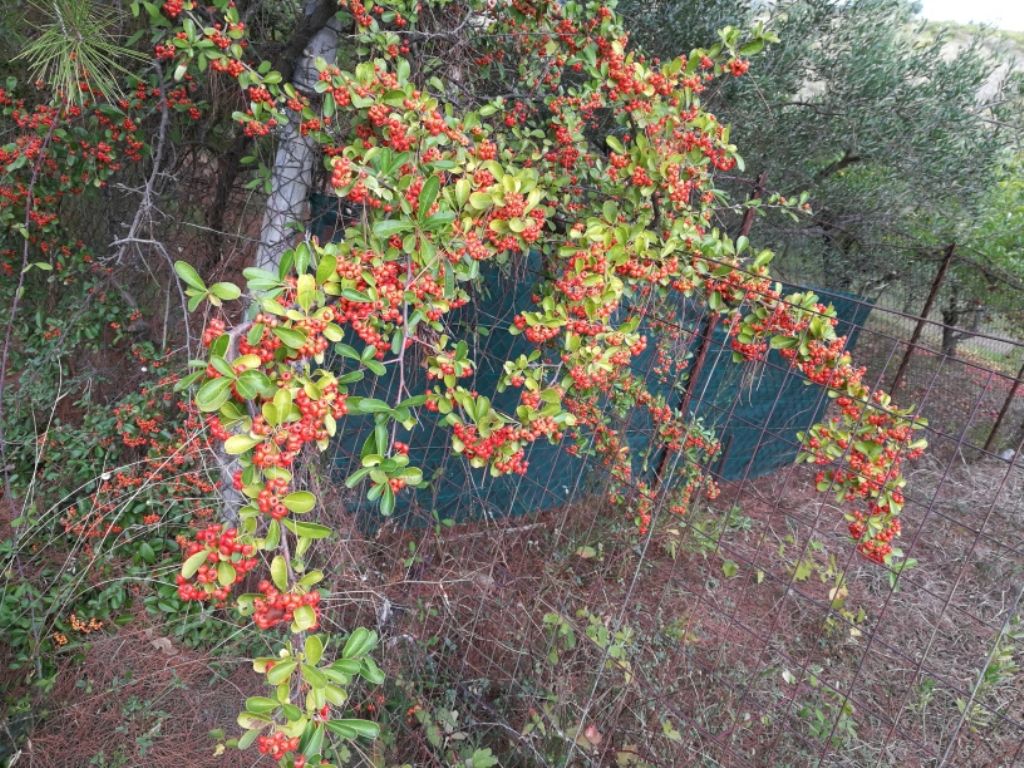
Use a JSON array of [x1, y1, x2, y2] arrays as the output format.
[[255, 3, 342, 273], [219, 3, 341, 522], [1012, 417, 1024, 457], [941, 291, 960, 357], [207, 1, 340, 247]]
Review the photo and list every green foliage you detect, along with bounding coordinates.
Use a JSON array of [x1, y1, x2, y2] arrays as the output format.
[[960, 157, 1024, 320], [621, 0, 1021, 296], [793, 666, 859, 747], [957, 614, 1024, 731], [14, 0, 147, 105]]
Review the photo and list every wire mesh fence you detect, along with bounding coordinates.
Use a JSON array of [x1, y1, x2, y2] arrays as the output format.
[[9, 250, 1023, 768], [313, 255, 1024, 768], [9, 207, 1024, 765]]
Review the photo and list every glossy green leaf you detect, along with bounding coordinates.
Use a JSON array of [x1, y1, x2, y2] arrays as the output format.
[[245, 697, 278, 715], [210, 282, 241, 300], [181, 549, 208, 579], [372, 219, 411, 239], [174, 260, 206, 290], [283, 519, 333, 540], [224, 433, 261, 455], [305, 634, 324, 665], [266, 659, 297, 685], [342, 627, 378, 659], [195, 377, 233, 412], [326, 719, 379, 740], [294, 605, 317, 632], [283, 491, 316, 514], [274, 327, 307, 348], [418, 175, 440, 219], [271, 555, 288, 592]]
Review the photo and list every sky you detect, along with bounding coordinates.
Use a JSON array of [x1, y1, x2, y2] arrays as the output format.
[[917, 0, 1024, 31]]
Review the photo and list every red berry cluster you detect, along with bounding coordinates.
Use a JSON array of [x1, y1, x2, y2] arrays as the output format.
[[848, 514, 901, 563], [202, 316, 226, 347], [161, 0, 184, 19], [257, 731, 300, 761], [255, 475, 291, 519], [734, 291, 924, 562], [451, 422, 529, 475], [176, 525, 257, 602], [253, 581, 321, 630]]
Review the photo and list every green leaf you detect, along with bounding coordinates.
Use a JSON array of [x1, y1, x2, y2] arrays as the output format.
[[326, 719, 380, 740], [236, 369, 273, 399], [739, 39, 764, 56], [181, 549, 209, 579], [264, 519, 281, 550], [342, 627, 378, 659], [244, 267, 282, 291], [300, 663, 328, 691], [418, 175, 440, 219], [470, 749, 499, 768], [454, 177, 471, 207], [354, 398, 391, 414], [245, 697, 279, 715], [301, 724, 325, 758], [209, 355, 236, 379], [293, 242, 312, 275], [341, 289, 370, 303], [359, 657, 385, 685], [325, 720, 356, 739], [173, 369, 205, 393], [266, 659, 297, 685], [217, 561, 237, 587], [174, 260, 206, 290], [195, 377, 233, 412], [316, 253, 337, 284], [305, 634, 324, 665], [372, 219, 411, 239], [345, 467, 370, 489], [210, 282, 241, 301], [283, 491, 316, 514], [294, 605, 317, 632], [379, 485, 395, 516], [335, 343, 360, 360], [271, 555, 288, 592], [272, 387, 293, 422], [224, 433, 261, 455], [138, 542, 156, 564], [282, 519, 333, 540], [237, 712, 271, 731], [274, 327, 308, 349], [296, 273, 316, 311], [469, 191, 492, 210], [423, 210, 456, 231]]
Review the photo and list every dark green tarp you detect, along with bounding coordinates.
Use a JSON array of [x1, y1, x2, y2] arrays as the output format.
[[313, 196, 873, 526]]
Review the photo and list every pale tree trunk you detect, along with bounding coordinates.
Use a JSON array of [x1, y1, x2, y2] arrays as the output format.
[[219, 3, 341, 522], [255, 4, 342, 272]]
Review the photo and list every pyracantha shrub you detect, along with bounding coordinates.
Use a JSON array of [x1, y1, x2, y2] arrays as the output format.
[[140, 0, 928, 762]]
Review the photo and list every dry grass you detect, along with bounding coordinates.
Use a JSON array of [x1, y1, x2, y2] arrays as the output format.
[[19, 614, 261, 768], [13, 451, 1022, 768], [9, 310, 1023, 768]]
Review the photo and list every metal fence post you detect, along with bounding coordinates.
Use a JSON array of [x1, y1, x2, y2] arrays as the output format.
[[654, 173, 767, 482], [983, 357, 1024, 454], [889, 242, 956, 397]]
